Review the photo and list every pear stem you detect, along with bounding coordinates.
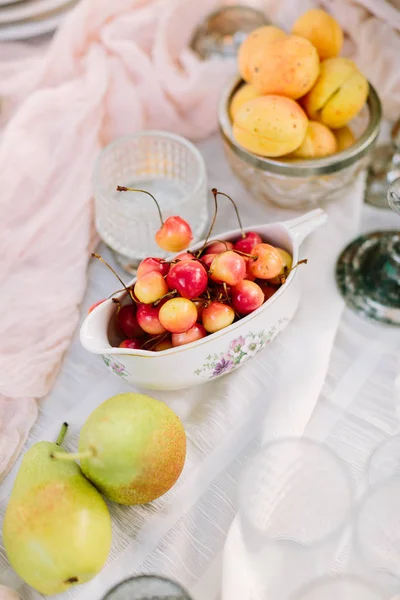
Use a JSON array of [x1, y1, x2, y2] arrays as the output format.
[[56, 423, 69, 446], [51, 449, 96, 461], [117, 186, 164, 226]]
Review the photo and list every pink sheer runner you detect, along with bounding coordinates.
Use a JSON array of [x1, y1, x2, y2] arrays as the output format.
[[0, 0, 399, 483]]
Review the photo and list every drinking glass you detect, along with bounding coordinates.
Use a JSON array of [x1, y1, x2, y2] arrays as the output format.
[[367, 434, 400, 486], [93, 132, 208, 273], [289, 575, 388, 600], [353, 477, 400, 591], [336, 177, 400, 326], [238, 438, 355, 600], [102, 575, 191, 600]]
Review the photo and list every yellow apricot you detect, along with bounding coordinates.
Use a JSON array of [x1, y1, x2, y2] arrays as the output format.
[[302, 57, 369, 129], [238, 26, 287, 83], [334, 126, 356, 151], [247, 35, 320, 100], [229, 84, 260, 121], [292, 9, 343, 60], [233, 95, 308, 158], [291, 121, 337, 158]]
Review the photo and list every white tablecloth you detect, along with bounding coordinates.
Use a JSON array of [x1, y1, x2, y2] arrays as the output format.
[[0, 135, 399, 600]]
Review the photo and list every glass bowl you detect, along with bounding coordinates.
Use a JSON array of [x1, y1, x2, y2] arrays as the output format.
[[218, 76, 382, 209]]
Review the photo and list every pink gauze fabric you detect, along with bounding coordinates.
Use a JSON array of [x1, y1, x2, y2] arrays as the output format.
[[0, 0, 400, 485]]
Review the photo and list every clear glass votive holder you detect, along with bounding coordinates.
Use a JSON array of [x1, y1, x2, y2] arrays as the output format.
[[238, 438, 355, 600], [102, 575, 192, 600], [289, 575, 389, 600], [367, 434, 400, 487], [93, 132, 209, 273]]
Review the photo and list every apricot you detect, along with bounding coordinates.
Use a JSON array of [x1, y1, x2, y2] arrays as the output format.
[[334, 126, 356, 151], [291, 121, 337, 158], [247, 34, 320, 100], [302, 57, 369, 129], [233, 95, 308, 158], [238, 26, 286, 83], [292, 9, 343, 60], [229, 84, 260, 121]]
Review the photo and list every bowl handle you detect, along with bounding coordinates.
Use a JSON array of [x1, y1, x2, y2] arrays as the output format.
[[284, 208, 327, 245]]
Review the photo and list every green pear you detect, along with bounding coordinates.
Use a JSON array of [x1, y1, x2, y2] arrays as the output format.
[[64, 393, 186, 505], [3, 424, 112, 596]]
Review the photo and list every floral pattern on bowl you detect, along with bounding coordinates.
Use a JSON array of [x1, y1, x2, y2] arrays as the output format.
[[102, 355, 128, 378], [194, 320, 288, 380]]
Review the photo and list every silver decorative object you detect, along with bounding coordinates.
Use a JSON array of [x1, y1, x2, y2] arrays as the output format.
[[102, 575, 192, 600], [336, 177, 400, 326], [190, 5, 269, 60], [365, 118, 400, 208]]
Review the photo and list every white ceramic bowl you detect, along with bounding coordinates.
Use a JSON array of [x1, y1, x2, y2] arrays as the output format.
[[80, 209, 327, 390]]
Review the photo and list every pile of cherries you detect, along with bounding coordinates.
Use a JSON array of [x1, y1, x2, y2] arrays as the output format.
[[90, 188, 298, 352]]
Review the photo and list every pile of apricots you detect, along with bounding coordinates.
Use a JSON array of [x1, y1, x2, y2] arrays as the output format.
[[231, 8, 367, 159]]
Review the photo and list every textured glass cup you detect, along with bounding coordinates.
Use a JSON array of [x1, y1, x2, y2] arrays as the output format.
[[238, 438, 355, 600], [367, 434, 400, 486], [289, 575, 388, 600], [102, 575, 191, 600], [93, 132, 208, 273]]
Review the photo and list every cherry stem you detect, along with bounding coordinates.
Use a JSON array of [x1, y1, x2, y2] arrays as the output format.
[[279, 258, 308, 284], [233, 249, 258, 260], [212, 188, 245, 239], [142, 332, 169, 350], [51, 448, 96, 461], [197, 189, 219, 257], [223, 283, 230, 302], [56, 422, 68, 446], [153, 289, 177, 306], [201, 239, 232, 253], [117, 186, 164, 226], [91, 253, 135, 303]]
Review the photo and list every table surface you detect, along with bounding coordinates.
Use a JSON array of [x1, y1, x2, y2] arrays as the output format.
[[0, 135, 399, 600]]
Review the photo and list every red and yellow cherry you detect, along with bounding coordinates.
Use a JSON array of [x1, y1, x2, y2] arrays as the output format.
[[159, 297, 198, 333], [134, 271, 169, 304], [175, 252, 195, 261], [231, 280, 264, 315], [201, 253, 217, 269], [249, 244, 284, 280], [137, 257, 169, 279], [210, 251, 246, 286], [166, 260, 208, 299], [88, 299, 105, 314], [155, 216, 193, 253], [172, 323, 207, 347], [203, 240, 234, 255], [119, 338, 142, 349], [136, 303, 166, 335], [153, 337, 173, 351], [202, 302, 235, 333], [117, 304, 145, 338], [269, 248, 293, 284], [234, 231, 262, 255], [257, 280, 279, 301]]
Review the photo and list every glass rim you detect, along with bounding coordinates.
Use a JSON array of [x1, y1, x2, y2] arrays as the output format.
[[92, 131, 207, 215], [219, 76, 382, 177], [353, 474, 400, 576], [102, 574, 192, 600], [238, 436, 355, 548], [365, 433, 400, 486], [289, 574, 387, 600]]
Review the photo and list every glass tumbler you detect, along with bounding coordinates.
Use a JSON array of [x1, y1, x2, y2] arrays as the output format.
[[367, 434, 400, 486], [93, 132, 208, 273], [289, 575, 388, 600], [102, 575, 191, 600], [238, 438, 355, 600]]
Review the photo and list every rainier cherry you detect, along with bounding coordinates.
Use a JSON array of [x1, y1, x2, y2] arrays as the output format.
[[117, 304, 145, 338], [201, 253, 217, 269], [210, 251, 246, 286], [134, 271, 169, 304], [249, 244, 284, 280], [137, 257, 169, 279], [234, 231, 262, 255], [202, 302, 235, 333], [136, 303, 166, 335], [269, 248, 293, 284], [156, 216, 193, 253], [257, 280, 279, 301], [203, 240, 233, 255], [88, 299, 105, 314], [231, 280, 264, 315], [159, 297, 198, 333], [153, 337, 173, 351], [166, 260, 208, 299], [175, 252, 195, 261], [172, 323, 207, 347], [119, 338, 142, 349]]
